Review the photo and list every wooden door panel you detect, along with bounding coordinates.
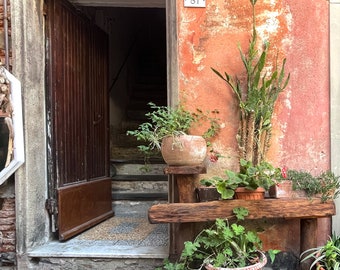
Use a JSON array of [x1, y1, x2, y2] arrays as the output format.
[[47, 0, 113, 240], [58, 178, 112, 240]]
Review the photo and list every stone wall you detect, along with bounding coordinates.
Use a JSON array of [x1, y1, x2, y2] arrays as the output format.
[[0, 1, 10, 66], [0, 192, 15, 267], [0, 0, 15, 268]]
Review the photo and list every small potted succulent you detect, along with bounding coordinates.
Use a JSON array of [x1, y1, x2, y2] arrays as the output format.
[[276, 169, 340, 202], [127, 102, 220, 167], [268, 166, 293, 198], [157, 207, 279, 270]]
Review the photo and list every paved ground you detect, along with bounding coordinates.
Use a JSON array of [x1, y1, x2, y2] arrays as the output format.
[[28, 201, 169, 259]]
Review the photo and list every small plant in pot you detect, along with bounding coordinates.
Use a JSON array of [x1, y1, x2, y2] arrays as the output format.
[[200, 158, 282, 200], [284, 169, 340, 202], [300, 233, 340, 270], [157, 207, 279, 269], [126, 102, 220, 167]]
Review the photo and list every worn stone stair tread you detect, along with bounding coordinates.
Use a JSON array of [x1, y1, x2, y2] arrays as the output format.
[[110, 158, 164, 164], [111, 174, 168, 181], [112, 192, 168, 200]]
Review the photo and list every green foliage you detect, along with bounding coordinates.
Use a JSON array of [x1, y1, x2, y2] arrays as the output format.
[[287, 169, 340, 202], [200, 159, 282, 199], [157, 207, 279, 269], [211, 0, 290, 165], [126, 102, 220, 164], [300, 234, 340, 270]]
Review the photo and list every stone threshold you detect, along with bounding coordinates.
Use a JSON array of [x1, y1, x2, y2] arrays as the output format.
[[27, 240, 169, 259]]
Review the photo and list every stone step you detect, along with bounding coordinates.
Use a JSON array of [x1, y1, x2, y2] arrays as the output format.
[[111, 160, 166, 176], [112, 191, 167, 200], [112, 178, 168, 193], [111, 160, 168, 200], [111, 174, 168, 198]]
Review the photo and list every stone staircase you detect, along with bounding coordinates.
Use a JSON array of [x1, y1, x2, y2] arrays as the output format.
[[110, 42, 168, 202], [111, 160, 168, 201]]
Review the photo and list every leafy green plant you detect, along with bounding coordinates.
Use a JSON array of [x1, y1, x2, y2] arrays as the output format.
[[300, 233, 340, 270], [126, 102, 220, 164], [157, 207, 279, 269], [211, 0, 290, 166], [200, 159, 281, 199], [287, 169, 340, 202]]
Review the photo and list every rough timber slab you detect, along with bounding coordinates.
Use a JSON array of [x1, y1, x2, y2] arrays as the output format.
[[148, 199, 336, 224], [164, 165, 207, 175]]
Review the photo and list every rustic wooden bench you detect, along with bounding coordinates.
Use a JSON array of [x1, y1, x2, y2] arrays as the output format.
[[148, 165, 336, 269]]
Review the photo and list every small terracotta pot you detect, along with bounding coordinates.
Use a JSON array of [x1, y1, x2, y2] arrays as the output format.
[[234, 187, 265, 200], [161, 135, 207, 166], [269, 180, 293, 198]]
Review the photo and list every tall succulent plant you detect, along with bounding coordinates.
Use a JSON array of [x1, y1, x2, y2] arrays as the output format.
[[212, 0, 290, 165]]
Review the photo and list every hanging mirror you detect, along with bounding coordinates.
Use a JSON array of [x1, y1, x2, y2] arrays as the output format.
[[0, 67, 24, 185]]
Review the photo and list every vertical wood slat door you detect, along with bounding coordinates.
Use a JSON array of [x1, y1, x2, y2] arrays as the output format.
[[47, 0, 113, 240]]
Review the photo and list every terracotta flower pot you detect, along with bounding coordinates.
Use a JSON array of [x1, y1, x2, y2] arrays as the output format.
[[161, 135, 207, 166], [234, 187, 265, 200], [269, 180, 293, 198], [205, 251, 267, 270]]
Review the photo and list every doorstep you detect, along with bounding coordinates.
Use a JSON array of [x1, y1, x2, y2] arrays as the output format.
[[27, 239, 169, 259]]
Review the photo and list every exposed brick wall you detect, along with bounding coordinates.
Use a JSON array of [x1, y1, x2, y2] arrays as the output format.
[[0, 0, 15, 268], [0, 1, 11, 67], [0, 197, 15, 266]]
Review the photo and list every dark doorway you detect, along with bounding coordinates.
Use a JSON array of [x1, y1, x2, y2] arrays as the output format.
[[47, 1, 168, 245], [75, 6, 169, 200]]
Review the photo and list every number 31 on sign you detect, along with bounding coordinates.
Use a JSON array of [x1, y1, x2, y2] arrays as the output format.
[[184, 0, 206, 8]]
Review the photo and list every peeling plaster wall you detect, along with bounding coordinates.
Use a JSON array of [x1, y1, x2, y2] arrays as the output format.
[[177, 0, 331, 253], [177, 0, 329, 173]]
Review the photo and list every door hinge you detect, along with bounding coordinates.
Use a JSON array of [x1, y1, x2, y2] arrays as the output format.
[[45, 198, 58, 232]]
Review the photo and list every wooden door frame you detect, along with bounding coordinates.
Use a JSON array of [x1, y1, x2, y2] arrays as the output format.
[[13, 0, 178, 265]]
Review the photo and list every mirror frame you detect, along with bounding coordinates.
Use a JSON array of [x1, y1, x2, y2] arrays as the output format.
[[0, 68, 24, 185]]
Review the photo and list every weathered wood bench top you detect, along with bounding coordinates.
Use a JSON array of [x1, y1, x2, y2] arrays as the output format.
[[148, 198, 336, 224]]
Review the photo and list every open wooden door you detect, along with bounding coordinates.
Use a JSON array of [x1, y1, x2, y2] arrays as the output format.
[[46, 0, 113, 240]]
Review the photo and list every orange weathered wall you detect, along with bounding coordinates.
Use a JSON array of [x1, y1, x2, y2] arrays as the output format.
[[176, 0, 330, 255]]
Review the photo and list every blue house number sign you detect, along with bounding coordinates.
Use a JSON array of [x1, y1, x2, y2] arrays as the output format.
[[184, 0, 206, 7]]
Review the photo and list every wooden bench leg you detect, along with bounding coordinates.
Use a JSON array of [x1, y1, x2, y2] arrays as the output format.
[[300, 219, 317, 270]]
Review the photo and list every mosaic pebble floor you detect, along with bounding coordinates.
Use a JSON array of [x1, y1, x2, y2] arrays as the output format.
[[28, 201, 169, 258], [76, 200, 168, 246]]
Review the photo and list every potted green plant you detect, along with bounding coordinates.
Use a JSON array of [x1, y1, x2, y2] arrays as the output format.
[[300, 234, 340, 270], [281, 169, 340, 202], [202, 0, 290, 200], [126, 102, 220, 166], [157, 207, 279, 269], [211, 0, 290, 167], [200, 158, 281, 200]]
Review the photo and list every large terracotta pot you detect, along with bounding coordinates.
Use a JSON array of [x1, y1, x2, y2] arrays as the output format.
[[234, 187, 265, 200], [205, 251, 267, 270], [161, 135, 207, 166]]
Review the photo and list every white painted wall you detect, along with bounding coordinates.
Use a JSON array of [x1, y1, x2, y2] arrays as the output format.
[[330, 0, 340, 234]]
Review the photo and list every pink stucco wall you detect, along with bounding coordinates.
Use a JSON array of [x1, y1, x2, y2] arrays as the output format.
[[176, 0, 330, 253]]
